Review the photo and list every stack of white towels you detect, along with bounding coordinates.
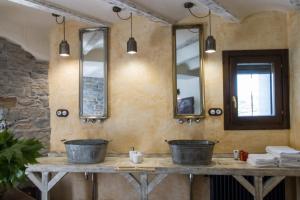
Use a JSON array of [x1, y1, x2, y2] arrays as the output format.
[[247, 154, 278, 167], [266, 146, 300, 167], [247, 146, 300, 168]]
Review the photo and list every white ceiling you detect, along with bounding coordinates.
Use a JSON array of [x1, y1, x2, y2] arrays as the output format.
[[0, 0, 297, 27], [47, 0, 296, 22], [217, 0, 294, 19], [0, 0, 296, 60], [0, 0, 54, 60], [45, 0, 209, 23], [0, 0, 54, 29]]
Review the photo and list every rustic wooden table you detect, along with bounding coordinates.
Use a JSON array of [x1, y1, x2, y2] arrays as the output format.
[[26, 156, 300, 200]]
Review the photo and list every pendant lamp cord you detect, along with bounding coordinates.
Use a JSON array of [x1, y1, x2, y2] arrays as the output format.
[[53, 15, 66, 41], [187, 7, 210, 19], [116, 12, 131, 21], [186, 7, 212, 36], [209, 10, 212, 36], [130, 13, 133, 38], [63, 17, 66, 41], [115, 11, 133, 38]]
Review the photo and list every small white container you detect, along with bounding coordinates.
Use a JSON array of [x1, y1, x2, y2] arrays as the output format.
[[129, 150, 138, 161], [233, 150, 240, 160], [132, 152, 143, 164]]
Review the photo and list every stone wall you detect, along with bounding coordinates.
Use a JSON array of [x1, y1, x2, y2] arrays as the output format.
[[82, 77, 104, 116], [0, 37, 50, 151]]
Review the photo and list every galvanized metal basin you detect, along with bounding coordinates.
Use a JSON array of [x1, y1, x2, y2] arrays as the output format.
[[166, 140, 217, 165], [64, 139, 109, 164]]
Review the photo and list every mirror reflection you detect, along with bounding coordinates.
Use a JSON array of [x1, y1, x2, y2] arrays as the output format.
[[80, 28, 108, 119], [173, 25, 204, 118]]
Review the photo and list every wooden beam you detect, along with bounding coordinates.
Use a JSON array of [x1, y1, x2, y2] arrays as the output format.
[[8, 0, 111, 27], [148, 174, 168, 193], [140, 173, 148, 200], [48, 172, 68, 191], [254, 176, 263, 200], [290, 0, 300, 9], [233, 175, 255, 196], [0, 97, 17, 108], [26, 172, 43, 191], [177, 35, 198, 50], [41, 172, 49, 200], [121, 173, 141, 193], [103, 0, 175, 25], [263, 176, 285, 197], [177, 63, 199, 77], [195, 0, 239, 22]]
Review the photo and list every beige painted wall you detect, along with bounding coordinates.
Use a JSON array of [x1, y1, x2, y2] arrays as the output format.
[[48, 11, 292, 200], [49, 11, 290, 156], [288, 11, 300, 149]]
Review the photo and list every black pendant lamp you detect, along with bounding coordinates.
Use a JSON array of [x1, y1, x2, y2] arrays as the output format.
[[127, 13, 137, 54], [205, 10, 216, 53], [184, 2, 216, 53], [113, 7, 137, 54], [53, 14, 70, 57], [59, 17, 70, 57]]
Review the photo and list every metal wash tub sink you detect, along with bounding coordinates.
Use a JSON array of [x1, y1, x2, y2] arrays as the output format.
[[166, 140, 218, 165], [64, 139, 109, 164]]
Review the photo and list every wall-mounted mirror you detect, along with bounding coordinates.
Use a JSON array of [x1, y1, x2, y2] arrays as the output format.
[[79, 28, 108, 119], [172, 25, 205, 119]]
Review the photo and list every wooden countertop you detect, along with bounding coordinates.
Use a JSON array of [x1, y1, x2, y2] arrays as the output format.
[[26, 156, 300, 177]]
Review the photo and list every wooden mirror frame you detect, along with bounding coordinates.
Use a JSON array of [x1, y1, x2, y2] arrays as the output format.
[[172, 24, 205, 119]]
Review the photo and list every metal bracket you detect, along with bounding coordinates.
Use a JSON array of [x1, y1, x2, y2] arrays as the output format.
[[177, 118, 201, 124], [112, 6, 122, 13], [82, 118, 105, 123]]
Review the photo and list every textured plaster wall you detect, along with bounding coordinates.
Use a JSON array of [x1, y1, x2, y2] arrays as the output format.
[[48, 11, 291, 200], [288, 11, 300, 149], [49, 11, 289, 155]]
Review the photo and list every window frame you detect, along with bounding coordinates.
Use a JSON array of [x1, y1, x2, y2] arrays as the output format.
[[223, 49, 290, 130]]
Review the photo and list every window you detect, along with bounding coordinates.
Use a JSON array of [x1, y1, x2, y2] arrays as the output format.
[[223, 50, 289, 130], [237, 63, 275, 117]]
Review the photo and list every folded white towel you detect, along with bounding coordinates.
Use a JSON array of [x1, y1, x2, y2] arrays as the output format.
[[249, 163, 277, 167], [247, 154, 278, 167], [248, 154, 276, 163], [248, 154, 276, 160], [280, 153, 300, 159], [279, 159, 300, 167], [247, 159, 278, 167], [266, 146, 300, 168], [266, 146, 300, 158]]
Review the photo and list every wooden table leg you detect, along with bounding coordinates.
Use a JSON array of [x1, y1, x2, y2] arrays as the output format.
[[91, 173, 98, 200], [41, 172, 49, 200], [122, 173, 167, 200], [188, 174, 194, 200], [140, 173, 148, 200], [296, 177, 300, 200], [254, 176, 263, 200], [26, 171, 67, 200]]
